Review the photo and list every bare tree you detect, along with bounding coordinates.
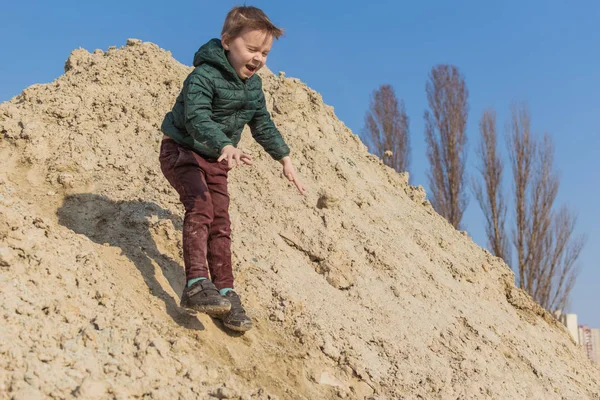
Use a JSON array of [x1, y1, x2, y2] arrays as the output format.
[[538, 206, 585, 311], [525, 133, 559, 295], [472, 108, 509, 262], [424, 65, 469, 229], [363, 84, 410, 173], [506, 103, 585, 311], [507, 103, 535, 288]]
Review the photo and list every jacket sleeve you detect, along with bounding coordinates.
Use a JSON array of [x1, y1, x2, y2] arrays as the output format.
[[184, 72, 233, 155], [248, 87, 290, 161]]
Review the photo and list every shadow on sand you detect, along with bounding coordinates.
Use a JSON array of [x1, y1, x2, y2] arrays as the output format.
[[57, 193, 204, 331]]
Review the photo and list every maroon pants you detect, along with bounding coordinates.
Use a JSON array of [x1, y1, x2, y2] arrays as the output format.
[[159, 138, 234, 289]]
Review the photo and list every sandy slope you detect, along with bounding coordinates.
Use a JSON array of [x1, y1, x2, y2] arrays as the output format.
[[0, 39, 598, 399]]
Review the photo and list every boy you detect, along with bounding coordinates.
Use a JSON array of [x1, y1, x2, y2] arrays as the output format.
[[159, 6, 305, 332]]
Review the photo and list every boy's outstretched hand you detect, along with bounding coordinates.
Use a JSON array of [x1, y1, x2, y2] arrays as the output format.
[[218, 145, 253, 169], [279, 156, 306, 195]]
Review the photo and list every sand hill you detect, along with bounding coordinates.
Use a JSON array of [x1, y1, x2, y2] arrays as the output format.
[[0, 39, 598, 399]]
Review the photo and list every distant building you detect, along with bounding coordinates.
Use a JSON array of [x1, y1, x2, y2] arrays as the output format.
[[578, 325, 600, 365], [557, 313, 579, 344], [592, 329, 600, 366], [555, 312, 600, 365]]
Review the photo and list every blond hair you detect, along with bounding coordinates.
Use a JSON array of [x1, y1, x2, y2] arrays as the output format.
[[221, 6, 284, 41]]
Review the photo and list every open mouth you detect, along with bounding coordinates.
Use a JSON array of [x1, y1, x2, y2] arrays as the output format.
[[245, 64, 258, 73]]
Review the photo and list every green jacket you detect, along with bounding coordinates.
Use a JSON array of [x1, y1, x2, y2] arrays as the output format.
[[161, 39, 290, 161]]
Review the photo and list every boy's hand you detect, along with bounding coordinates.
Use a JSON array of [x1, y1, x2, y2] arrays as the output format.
[[218, 145, 253, 169], [279, 156, 306, 195]]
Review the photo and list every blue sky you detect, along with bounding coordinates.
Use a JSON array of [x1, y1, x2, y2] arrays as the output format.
[[1, 1, 598, 328]]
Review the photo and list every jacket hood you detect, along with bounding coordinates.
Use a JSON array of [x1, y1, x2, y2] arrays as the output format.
[[192, 39, 238, 80]]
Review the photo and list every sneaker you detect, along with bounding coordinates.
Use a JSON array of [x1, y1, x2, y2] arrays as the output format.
[[180, 279, 231, 315], [220, 291, 253, 332]]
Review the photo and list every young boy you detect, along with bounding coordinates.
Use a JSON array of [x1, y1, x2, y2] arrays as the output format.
[[159, 6, 305, 332]]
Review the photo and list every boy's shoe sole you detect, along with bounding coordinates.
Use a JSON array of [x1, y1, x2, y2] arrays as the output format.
[[223, 319, 253, 332], [189, 303, 232, 316]]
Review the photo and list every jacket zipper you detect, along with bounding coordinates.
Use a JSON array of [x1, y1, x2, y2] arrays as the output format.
[[236, 80, 249, 131]]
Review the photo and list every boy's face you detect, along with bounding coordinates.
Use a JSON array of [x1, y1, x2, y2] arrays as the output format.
[[222, 28, 273, 80]]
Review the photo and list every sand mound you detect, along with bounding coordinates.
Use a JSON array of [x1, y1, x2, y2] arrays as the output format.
[[0, 39, 598, 399]]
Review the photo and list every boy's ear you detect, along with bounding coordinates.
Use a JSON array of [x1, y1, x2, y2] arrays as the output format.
[[221, 35, 230, 50]]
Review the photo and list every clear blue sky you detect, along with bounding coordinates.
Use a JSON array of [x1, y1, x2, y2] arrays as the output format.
[[2, 1, 598, 327]]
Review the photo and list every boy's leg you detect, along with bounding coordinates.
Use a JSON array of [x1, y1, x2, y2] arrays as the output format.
[[159, 139, 231, 314], [203, 164, 252, 331], [204, 161, 234, 290], [159, 139, 212, 281]]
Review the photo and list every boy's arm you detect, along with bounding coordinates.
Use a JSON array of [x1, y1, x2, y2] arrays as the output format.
[[248, 88, 290, 161], [184, 73, 233, 155]]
